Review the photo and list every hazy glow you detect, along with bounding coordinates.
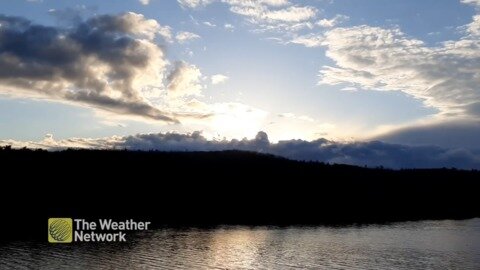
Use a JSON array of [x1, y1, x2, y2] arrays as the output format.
[[210, 103, 268, 139]]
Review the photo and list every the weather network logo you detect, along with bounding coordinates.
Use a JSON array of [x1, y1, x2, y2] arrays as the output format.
[[48, 218, 73, 243]]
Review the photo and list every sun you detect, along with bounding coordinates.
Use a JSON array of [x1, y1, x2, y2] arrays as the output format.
[[210, 103, 268, 139]]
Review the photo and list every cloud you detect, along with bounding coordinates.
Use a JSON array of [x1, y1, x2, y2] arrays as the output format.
[[340, 86, 358, 92], [175, 31, 201, 43], [177, 0, 349, 49], [139, 0, 150, 5], [0, 134, 120, 150], [0, 12, 267, 130], [0, 13, 178, 123], [158, 25, 173, 42], [456, 0, 480, 36], [224, 23, 235, 30], [211, 74, 229, 85], [375, 120, 480, 149], [301, 0, 480, 148], [278, 112, 314, 122], [227, 2, 317, 24], [465, 15, 480, 35], [167, 61, 203, 97], [319, 23, 480, 119], [317, 14, 349, 28], [203, 21, 216, 27], [290, 34, 324, 47], [462, 0, 480, 6], [177, 0, 213, 8], [261, 6, 317, 23], [252, 0, 290, 6], [3, 131, 480, 169], [180, 0, 317, 33], [222, 0, 290, 8]]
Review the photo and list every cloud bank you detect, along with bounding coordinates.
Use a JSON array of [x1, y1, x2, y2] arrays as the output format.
[[375, 120, 480, 149], [3, 132, 479, 170]]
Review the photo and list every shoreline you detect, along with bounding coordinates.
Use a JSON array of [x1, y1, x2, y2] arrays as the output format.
[[1, 148, 479, 242]]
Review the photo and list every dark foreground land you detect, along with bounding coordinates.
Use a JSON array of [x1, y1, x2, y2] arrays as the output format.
[[0, 147, 479, 241]]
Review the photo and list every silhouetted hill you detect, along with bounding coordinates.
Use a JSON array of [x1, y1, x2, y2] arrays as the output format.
[[0, 147, 479, 242]]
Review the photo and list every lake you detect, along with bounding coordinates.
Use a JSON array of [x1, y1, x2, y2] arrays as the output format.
[[1, 219, 479, 269]]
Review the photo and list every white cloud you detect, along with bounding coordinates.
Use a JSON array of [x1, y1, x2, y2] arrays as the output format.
[[222, 0, 290, 7], [263, 6, 317, 22], [317, 14, 349, 28], [139, 0, 150, 5], [465, 15, 480, 35], [262, 0, 290, 5], [224, 23, 235, 30], [167, 62, 203, 97], [223, 0, 290, 7], [462, 0, 480, 6], [158, 25, 173, 42], [319, 23, 480, 119], [115, 12, 164, 40], [211, 74, 229, 85], [186, 49, 194, 57], [285, 14, 348, 47], [228, 3, 317, 24], [340, 86, 358, 92], [203, 21, 216, 27], [180, 0, 317, 34], [277, 112, 317, 123], [178, 0, 213, 8], [290, 34, 324, 47], [175, 31, 201, 43]]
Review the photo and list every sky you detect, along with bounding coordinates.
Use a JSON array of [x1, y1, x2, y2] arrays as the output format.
[[1, 0, 480, 168]]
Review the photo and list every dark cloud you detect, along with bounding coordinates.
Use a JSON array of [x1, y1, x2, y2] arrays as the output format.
[[118, 131, 480, 169], [65, 92, 177, 122], [375, 120, 480, 149], [0, 13, 177, 123]]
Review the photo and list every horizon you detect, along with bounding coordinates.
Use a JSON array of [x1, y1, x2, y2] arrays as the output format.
[[1, 0, 480, 169]]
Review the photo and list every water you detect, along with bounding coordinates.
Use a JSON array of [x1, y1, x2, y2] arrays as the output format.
[[1, 219, 480, 269]]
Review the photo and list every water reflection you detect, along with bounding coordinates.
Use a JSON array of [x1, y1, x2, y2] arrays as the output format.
[[1, 219, 479, 269]]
